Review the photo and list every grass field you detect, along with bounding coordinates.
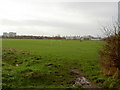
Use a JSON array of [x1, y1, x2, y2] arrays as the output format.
[[2, 39, 120, 88]]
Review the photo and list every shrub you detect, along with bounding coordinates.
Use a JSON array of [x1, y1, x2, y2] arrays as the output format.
[[100, 24, 120, 78]]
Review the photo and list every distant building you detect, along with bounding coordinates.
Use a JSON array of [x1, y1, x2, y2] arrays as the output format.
[[81, 35, 93, 40], [81, 35, 102, 40], [3, 32, 16, 37], [3, 32, 9, 37], [91, 37, 102, 40], [65, 36, 81, 40], [65, 36, 74, 40], [9, 32, 16, 37]]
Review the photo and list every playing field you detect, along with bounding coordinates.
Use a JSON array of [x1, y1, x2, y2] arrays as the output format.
[[3, 39, 118, 88], [2, 39, 103, 57]]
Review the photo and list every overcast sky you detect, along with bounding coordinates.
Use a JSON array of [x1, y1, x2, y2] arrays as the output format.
[[0, 0, 118, 37]]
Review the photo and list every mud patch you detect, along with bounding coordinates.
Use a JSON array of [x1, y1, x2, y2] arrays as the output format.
[[71, 68, 101, 88]]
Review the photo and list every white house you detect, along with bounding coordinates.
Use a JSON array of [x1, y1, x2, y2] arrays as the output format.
[[9, 32, 16, 37], [3, 32, 16, 37], [65, 36, 81, 40], [81, 35, 93, 40], [81, 35, 101, 40], [3, 32, 9, 37]]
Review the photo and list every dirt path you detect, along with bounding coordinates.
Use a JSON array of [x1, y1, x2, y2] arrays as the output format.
[[71, 68, 101, 88]]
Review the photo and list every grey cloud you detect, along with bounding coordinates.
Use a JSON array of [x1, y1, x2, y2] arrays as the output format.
[[1, 19, 89, 30], [61, 2, 117, 18], [0, 2, 118, 36]]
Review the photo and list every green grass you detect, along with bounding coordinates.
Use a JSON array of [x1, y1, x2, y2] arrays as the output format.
[[2, 39, 120, 88]]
